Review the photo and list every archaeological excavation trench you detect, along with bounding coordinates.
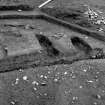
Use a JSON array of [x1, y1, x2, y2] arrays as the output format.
[[0, 1, 105, 105]]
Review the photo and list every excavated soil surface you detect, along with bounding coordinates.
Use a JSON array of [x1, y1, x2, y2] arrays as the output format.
[[0, 0, 105, 105]]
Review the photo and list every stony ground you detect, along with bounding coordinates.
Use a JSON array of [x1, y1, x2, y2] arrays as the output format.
[[0, 0, 105, 105]]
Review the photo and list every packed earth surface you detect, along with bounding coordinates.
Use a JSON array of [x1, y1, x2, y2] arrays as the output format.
[[1, 0, 105, 105]]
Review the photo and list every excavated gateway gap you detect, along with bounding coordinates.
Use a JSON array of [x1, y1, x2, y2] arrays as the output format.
[[0, 5, 104, 73], [0, 3, 105, 105], [0, 37, 104, 73]]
